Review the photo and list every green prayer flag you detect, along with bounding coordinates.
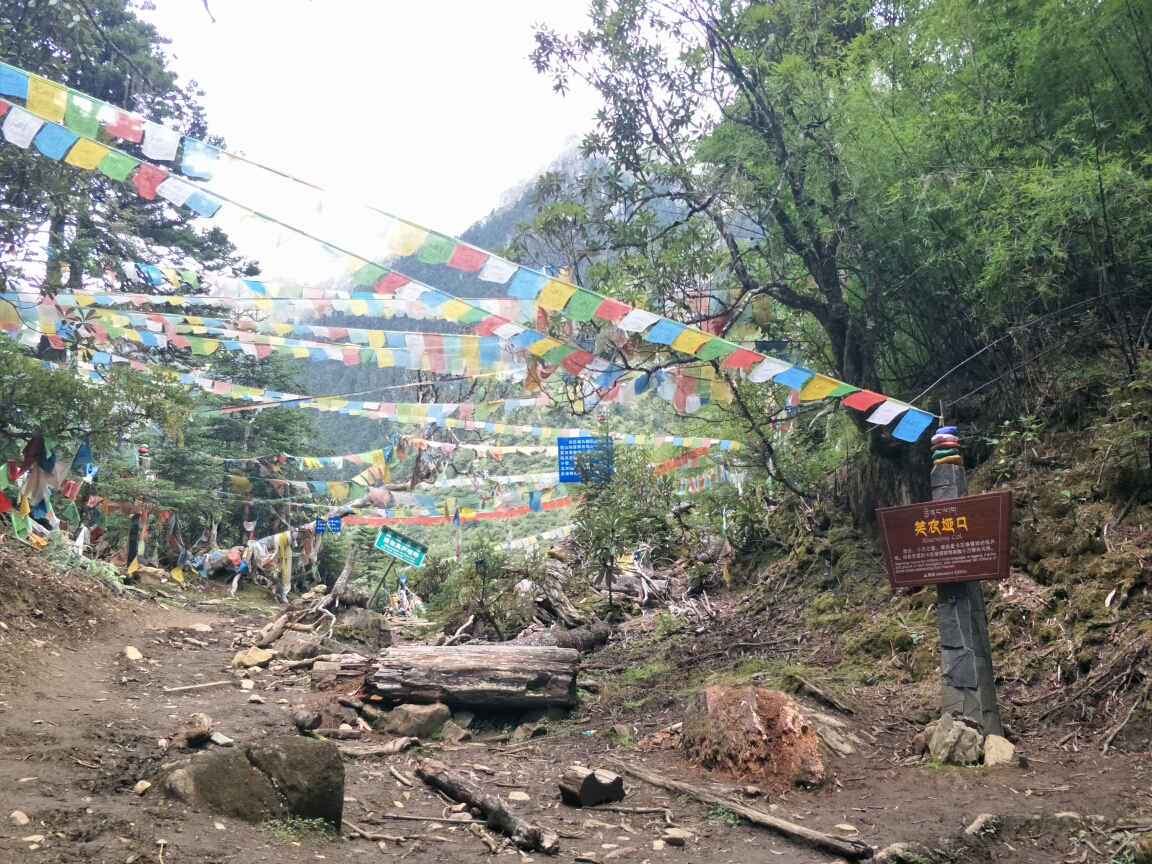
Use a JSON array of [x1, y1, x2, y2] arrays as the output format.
[[416, 233, 456, 265], [542, 344, 577, 364], [177, 270, 200, 290], [63, 499, 81, 525], [10, 511, 27, 540], [695, 339, 738, 362], [827, 382, 860, 398], [98, 150, 139, 182], [352, 262, 388, 287], [64, 93, 101, 138], [457, 307, 489, 326], [563, 290, 602, 322], [350, 483, 368, 499]]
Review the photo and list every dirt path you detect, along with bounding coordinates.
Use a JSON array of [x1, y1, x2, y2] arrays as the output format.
[[0, 568, 1148, 863]]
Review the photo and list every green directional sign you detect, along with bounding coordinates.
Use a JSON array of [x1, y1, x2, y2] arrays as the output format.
[[373, 525, 428, 567]]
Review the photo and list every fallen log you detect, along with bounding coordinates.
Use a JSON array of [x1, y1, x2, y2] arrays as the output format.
[[559, 766, 625, 807], [517, 620, 612, 652], [370, 645, 579, 708], [337, 737, 420, 757], [606, 759, 873, 860], [415, 758, 560, 854], [279, 652, 370, 670]]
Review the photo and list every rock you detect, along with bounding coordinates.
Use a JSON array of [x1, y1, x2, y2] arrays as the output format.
[[246, 736, 345, 825], [681, 686, 825, 790], [875, 842, 910, 862], [291, 708, 322, 731], [441, 720, 472, 744], [910, 732, 928, 755], [159, 749, 287, 822], [332, 606, 393, 651], [1055, 811, 1082, 821], [662, 828, 693, 846], [926, 713, 983, 766], [508, 791, 530, 801], [652, 840, 665, 851], [210, 732, 234, 747], [248, 694, 265, 704], [835, 823, 858, 832], [361, 704, 384, 723], [964, 813, 997, 836], [231, 647, 274, 668], [448, 811, 473, 822], [511, 723, 546, 743], [610, 723, 633, 739], [124, 646, 143, 661], [239, 680, 255, 691], [337, 696, 364, 711], [311, 660, 342, 680], [338, 723, 354, 731], [191, 624, 212, 633], [452, 710, 475, 729], [982, 734, 1015, 767], [174, 713, 213, 748], [519, 706, 567, 725], [10, 811, 29, 826], [274, 631, 355, 661], [382, 703, 451, 738], [133, 780, 151, 795]]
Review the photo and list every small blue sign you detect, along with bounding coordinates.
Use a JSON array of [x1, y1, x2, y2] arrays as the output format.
[[327, 517, 342, 534], [558, 436, 601, 483], [315, 519, 327, 533]]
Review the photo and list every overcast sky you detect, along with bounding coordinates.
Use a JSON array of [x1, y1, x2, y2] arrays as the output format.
[[138, 0, 602, 237]]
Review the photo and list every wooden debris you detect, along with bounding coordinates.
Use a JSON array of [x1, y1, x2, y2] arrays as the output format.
[[390, 765, 415, 787], [370, 645, 579, 708], [469, 822, 500, 853], [344, 820, 405, 843], [792, 675, 854, 714], [606, 758, 873, 860], [337, 737, 420, 757], [280, 653, 369, 670], [559, 766, 625, 807], [587, 805, 674, 825], [415, 758, 560, 854], [161, 680, 231, 693]]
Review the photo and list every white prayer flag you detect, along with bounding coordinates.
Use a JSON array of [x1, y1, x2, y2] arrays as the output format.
[[2, 107, 44, 148], [748, 357, 792, 383], [141, 122, 181, 160], [617, 309, 660, 332], [478, 257, 519, 284], [866, 400, 911, 426], [156, 177, 197, 207]]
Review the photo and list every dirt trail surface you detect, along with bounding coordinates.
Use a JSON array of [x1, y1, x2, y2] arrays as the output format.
[[0, 548, 1149, 864]]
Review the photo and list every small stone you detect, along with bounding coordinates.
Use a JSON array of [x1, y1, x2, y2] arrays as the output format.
[[610, 723, 632, 739], [124, 646, 143, 661], [876, 843, 910, 862], [441, 720, 472, 744], [10, 811, 29, 826], [661, 828, 693, 847], [382, 703, 451, 738], [510, 723, 546, 743], [447, 812, 473, 822], [1054, 812, 1082, 821], [248, 694, 265, 704], [210, 732, 234, 747], [835, 824, 857, 832], [191, 624, 212, 633], [157, 738, 168, 749], [21, 834, 44, 842], [174, 713, 213, 748], [508, 791, 530, 801], [231, 647, 274, 668], [982, 734, 1015, 767], [311, 661, 342, 679], [337, 696, 364, 711], [361, 704, 383, 723], [910, 732, 928, 755], [214, 822, 226, 830], [339, 723, 354, 731], [239, 680, 255, 691], [652, 840, 665, 851], [133, 780, 151, 796], [964, 813, 997, 836], [290, 708, 322, 731]]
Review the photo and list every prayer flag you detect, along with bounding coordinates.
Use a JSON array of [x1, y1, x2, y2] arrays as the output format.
[[562, 290, 601, 322], [508, 269, 547, 299], [26, 76, 67, 122], [181, 138, 219, 179], [447, 244, 487, 272], [643, 318, 685, 345], [840, 389, 886, 411], [64, 138, 110, 170], [385, 220, 427, 256], [417, 232, 456, 265], [721, 347, 761, 371], [866, 400, 910, 426], [772, 365, 816, 391], [131, 163, 168, 200], [101, 106, 142, 142], [617, 309, 660, 333], [141, 121, 181, 160], [0, 65, 28, 99], [891, 407, 935, 442], [2, 106, 44, 148], [478, 257, 518, 283], [157, 177, 197, 207], [748, 356, 791, 383], [97, 150, 139, 182], [695, 339, 737, 362], [374, 272, 411, 294], [798, 374, 842, 401], [593, 297, 631, 322], [63, 93, 100, 137], [186, 191, 223, 217], [33, 123, 79, 160], [536, 279, 578, 311], [671, 329, 712, 355]]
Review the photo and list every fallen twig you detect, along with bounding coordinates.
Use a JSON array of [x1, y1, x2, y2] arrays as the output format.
[[469, 822, 500, 853], [390, 765, 415, 787], [344, 820, 406, 843], [162, 680, 231, 693], [1103, 680, 1151, 753], [606, 758, 873, 860], [587, 804, 674, 824], [338, 737, 419, 757]]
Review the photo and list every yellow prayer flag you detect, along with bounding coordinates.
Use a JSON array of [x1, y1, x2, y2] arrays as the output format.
[[670, 329, 712, 355], [18, 496, 30, 517], [161, 268, 180, 287], [461, 507, 477, 519], [439, 298, 472, 321], [371, 449, 385, 465], [528, 337, 562, 357], [26, 76, 68, 122], [200, 339, 219, 354], [74, 295, 95, 306], [126, 556, 139, 574], [366, 330, 385, 349], [255, 299, 273, 311], [327, 482, 349, 500], [535, 279, 578, 311], [376, 349, 395, 368], [798, 374, 842, 401], [121, 329, 141, 343], [349, 298, 369, 316], [170, 567, 185, 585], [303, 457, 322, 469], [385, 220, 428, 256], [65, 138, 111, 170], [229, 475, 252, 493], [293, 347, 309, 358], [710, 379, 733, 403], [272, 323, 294, 335]]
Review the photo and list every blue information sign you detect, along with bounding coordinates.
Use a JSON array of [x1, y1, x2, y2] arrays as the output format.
[[315, 519, 327, 533], [558, 436, 603, 483], [327, 517, 342, 534]]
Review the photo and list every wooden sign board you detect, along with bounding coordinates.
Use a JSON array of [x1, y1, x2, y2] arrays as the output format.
[[876, 490, 1012, 588]]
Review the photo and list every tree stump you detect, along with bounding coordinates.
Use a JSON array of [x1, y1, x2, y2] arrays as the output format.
[[559, 766, 625, 807]]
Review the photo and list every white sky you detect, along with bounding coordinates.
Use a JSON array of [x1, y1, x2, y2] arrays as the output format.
[[137, 0, 602, 236]]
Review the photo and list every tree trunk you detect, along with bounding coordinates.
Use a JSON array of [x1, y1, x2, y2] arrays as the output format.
[[558, 766, 625, 807], [836, 431, 931, 531], [369, 645, 579, 708]]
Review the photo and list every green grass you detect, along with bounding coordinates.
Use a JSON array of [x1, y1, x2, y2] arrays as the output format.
[[620, 657, 671, 686], [707, 805, 743, 827], [263, 817, 333, 843]]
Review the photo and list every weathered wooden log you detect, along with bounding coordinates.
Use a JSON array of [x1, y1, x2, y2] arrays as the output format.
[[337, 737, 419, 757], [415, 758, 559, 855], [558, 766, 625, 807], [516, 620, 611, 652], [279, 652, 369, 670], [370, 645, 579, 708], [606, 758, 873, 860]]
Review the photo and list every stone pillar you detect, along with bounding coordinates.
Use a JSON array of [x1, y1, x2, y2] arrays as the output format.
[[127, 512, 140, 567], [932, 463, 1003, 737]]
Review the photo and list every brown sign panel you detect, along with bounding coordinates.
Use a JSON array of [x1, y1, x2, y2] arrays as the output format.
[[876, 491, 1012, 588]]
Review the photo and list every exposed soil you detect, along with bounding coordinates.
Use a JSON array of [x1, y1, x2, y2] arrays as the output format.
[[0, 542, 1150, 864]]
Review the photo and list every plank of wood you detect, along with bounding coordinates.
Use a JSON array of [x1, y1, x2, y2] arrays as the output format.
[[606, 758, 873, 860], [416, 758, 559, 854], [370, 645, 579, 708]]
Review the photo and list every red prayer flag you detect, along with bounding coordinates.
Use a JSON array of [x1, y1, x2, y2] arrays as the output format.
[[103, 108, 143, 142], [169, 334, 190, 349], [60, 480, 80, 501], [593, 298, 632, 322], [0, 491, 11, 515], [0, 100, 10, 120], [255, 343, 273, 359], [47, 335, 66, 350], [721, 347, 761, 371], [447, 245, 488, 272], [840, 390, 887, 411], [342, 348, 360, 366], [374, 272, 411, 295], [560, 350, 594, 375], [131, 163, 167, 200], [473, 316, 507, 337]]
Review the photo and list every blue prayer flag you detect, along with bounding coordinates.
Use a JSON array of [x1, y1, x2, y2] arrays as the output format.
[[33, 123, 79, 161], [644, 318, 685, 345], [508, 269, 547, 299], [772, 365, 817, 391], [892, 408, 935, 443], [0, 65, 29, 99]]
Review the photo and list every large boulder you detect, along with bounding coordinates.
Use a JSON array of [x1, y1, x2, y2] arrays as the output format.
[[982, 734, 1015, 767], [924, 713, 983, 765], [274, 631, 354, 661], [246, 737, 344, 825], [332, 607, 393, 652], [382, 702, 451, 738], [682, 686, 825, 790], [159, 750, 287, 822]]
